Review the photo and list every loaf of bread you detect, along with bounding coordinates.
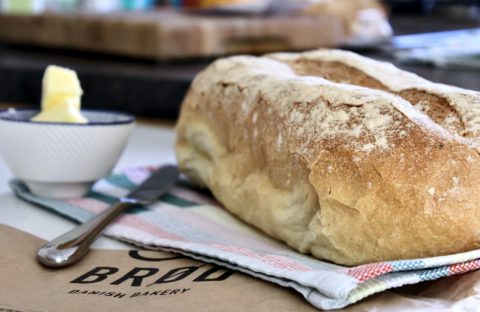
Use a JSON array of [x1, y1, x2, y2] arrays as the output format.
[[175, 49, 480, 266]]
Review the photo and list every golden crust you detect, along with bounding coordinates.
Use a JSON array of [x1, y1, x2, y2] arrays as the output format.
[[175, 50, 480, 266]]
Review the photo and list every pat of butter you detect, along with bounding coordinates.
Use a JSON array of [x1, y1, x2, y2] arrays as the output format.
[[31, 65, 88, 123]]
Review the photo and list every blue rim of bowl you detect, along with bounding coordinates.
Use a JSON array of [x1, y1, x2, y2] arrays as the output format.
[[0, 108, 136, 126]]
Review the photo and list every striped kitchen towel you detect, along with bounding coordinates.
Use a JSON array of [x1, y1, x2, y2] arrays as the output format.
[[10, 166, 480, 310]]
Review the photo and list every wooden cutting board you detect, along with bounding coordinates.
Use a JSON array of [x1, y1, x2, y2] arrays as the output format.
[[0, 10, 345, 59]]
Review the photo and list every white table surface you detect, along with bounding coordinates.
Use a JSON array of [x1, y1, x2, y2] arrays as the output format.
[[0, 122, 176, 249]]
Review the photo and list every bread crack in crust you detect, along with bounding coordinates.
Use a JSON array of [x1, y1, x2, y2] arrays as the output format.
[[175, 49, 480, 266]]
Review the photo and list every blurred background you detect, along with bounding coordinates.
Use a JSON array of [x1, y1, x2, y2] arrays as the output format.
[[0, 0, 479, 119]]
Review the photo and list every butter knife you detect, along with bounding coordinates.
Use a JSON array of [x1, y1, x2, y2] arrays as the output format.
[[37, 165, 179, 268]]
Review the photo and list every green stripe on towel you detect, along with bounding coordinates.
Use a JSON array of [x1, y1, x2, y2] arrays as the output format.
[[160, 193, 197, 207], [107, 174, 137, 190]]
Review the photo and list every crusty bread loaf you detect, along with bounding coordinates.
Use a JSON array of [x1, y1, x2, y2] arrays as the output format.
[[175, 49, 480, 266]]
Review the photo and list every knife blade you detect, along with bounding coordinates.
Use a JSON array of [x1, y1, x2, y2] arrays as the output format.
[[37, 164, 179, 268]]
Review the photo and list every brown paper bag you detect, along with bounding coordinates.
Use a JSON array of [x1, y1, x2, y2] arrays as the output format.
[[0, 225, 317, 312], [2, 224, 480, 311]]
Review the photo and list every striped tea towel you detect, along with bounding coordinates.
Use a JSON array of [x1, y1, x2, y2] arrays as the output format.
[[11, 166, 480, 310]]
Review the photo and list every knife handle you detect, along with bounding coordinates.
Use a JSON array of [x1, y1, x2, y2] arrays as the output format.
[[36, 199, 137, 268]]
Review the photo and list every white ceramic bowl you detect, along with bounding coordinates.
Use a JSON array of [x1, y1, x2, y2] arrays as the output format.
[[0, 108, 135, 198]]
